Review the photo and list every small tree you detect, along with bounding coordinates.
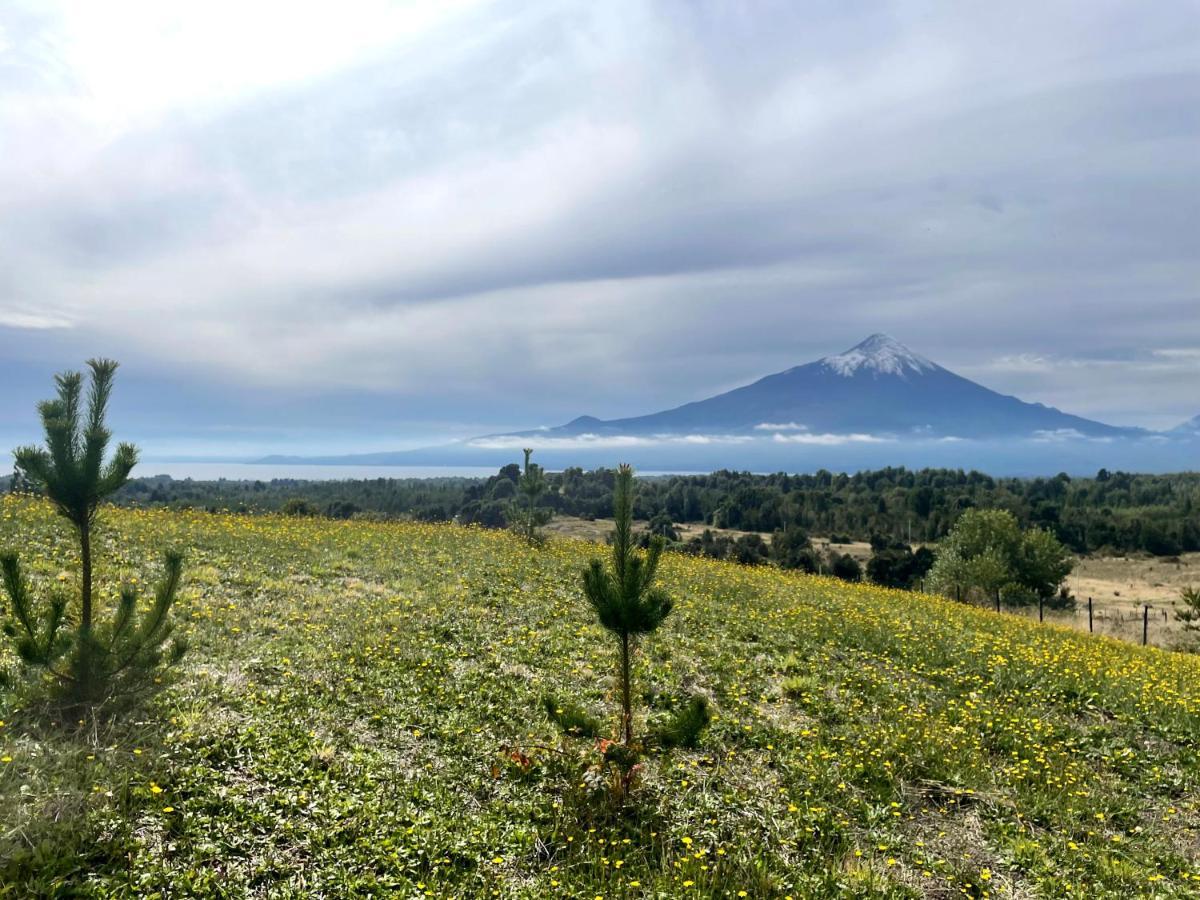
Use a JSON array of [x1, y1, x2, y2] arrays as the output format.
[[2, 359, 186, 709], [1175, 586, 1200, 634], [1018, 527, 1075, 606], [828, 551, 862, 582], [771, 525, 819, 573], [511, 448, 552, 543], [544, 464, 707, 803], [583, 464, 672, 747], [928, 508, 1073, 608]]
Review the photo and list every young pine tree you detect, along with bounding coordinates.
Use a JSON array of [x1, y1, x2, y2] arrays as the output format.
[[2, 359, 186, 709], [543, 465, 709, 803], [1175, 586, 1200, 634], [512, 447, 552, 543], [583, 464, 672, 747]]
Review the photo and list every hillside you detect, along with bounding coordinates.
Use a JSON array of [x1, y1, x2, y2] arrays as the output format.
[[2, 496, 1199, 897]]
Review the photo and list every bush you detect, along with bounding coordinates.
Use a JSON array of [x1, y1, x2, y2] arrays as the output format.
[[771, 526, 819, 572], [542, 694, 601, 739], [867, 542, 934, 590], [651, 696, 711, 750], [282, 498, 318, 517], [732, 533, 769, 565], [829, 552, 862, 582]]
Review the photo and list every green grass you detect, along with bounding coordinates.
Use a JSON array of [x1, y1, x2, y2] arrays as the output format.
[[1, 495, 1198, 897]]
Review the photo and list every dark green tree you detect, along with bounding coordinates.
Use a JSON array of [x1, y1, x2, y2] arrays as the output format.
[[511, 448, 552, 543], [828, 551, 862, 582], [771, 525, 819, 572], [732, 533, 769, 565], [1175, 586, 1200, 635], [583, 464, 673, 747], [2, 359, 186, 708], [641, 512, 679, 545]]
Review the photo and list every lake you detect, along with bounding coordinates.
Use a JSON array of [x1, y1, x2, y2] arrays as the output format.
[[136, 461, 700, 481], [136, 462, 501, 481]]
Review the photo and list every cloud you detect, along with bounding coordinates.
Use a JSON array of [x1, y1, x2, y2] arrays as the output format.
[[0, 310, 72, 329], [1153, 348, 1200, 361], [1030, 429, 1114, 444], [1, 1, 1198, 449], [772, 432, 890, 446], [755, 422, 808, 431], [467, 432, 756, 451]]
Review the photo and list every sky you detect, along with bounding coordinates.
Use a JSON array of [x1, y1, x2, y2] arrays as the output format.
[[1, 0, 1198, 459]]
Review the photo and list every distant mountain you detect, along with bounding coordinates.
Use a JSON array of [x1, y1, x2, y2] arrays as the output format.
[[258, 334, 1197, 475], [526, 334, 1144, 440]]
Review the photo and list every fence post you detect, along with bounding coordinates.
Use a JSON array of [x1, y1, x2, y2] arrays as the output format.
[[1143, 604, 1150, 646], [1088, 597, 1093, 633]]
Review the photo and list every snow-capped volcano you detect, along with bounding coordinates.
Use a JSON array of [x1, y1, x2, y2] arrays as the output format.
[[528, 334, 1144, 440], [819, 333, 937, 378], [262, 333, 1171, 471]]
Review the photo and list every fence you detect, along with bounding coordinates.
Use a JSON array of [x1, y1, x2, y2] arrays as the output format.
[[922, 581, 1180, 649]]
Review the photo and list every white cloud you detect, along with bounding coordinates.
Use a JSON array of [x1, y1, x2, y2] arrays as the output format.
[[0, 308, 72, 329], [755, 422, 808, 431], [1030, 429, 1114, 444], [772, 432, 890, 445], [467, 432, 755, 451], [1, 1, 1198, 440], [1153, 348, 1200, 361]]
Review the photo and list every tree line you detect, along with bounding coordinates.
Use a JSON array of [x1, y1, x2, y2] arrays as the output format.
[[18, 463, 1196, 558]]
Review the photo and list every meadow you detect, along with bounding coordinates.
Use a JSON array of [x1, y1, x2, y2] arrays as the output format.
[[1, 494, 1199, 898]]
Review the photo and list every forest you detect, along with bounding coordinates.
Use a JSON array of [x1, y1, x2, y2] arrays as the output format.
[[10, 464, 1197, 557]]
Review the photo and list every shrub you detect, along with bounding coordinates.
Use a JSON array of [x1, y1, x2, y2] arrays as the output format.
[[542, 694, 601, 739], [829, 552, 862, 582], [771, 526, 819, 572], [651, 696, 711, 750], [282, 498, 318, 517], [732, 533, 769, 565]]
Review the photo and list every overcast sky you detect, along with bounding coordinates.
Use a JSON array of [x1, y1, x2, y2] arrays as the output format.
[[1, 1, 1198, 457]]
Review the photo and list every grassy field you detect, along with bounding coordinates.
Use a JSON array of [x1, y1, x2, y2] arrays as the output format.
[[548, 517, 1200, 650], [2, 495, 1199, 898]]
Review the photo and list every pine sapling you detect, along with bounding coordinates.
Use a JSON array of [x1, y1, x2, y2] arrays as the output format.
[[512, 447, 552, 543], [582, 464, 672, 747], [2, 359, 187, 710], [1176, 586, 1200, 634]]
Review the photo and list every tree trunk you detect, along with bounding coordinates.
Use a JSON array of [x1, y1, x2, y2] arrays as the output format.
[[620, 632, 633, 746], [79, 523, 93, 636], [78, 520, 94, 695]]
